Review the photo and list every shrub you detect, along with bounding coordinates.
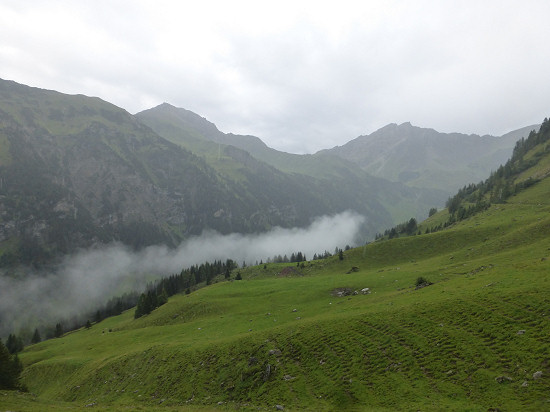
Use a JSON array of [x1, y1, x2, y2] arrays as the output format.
[[415, 276, 433, 289]]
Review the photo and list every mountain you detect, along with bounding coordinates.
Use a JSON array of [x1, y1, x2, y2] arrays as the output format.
[[321, 121, 538, 192], [0, 80, 442, 268], [0, 79, 259, 265], [136, 103, 447, 220], [10, 118, 550, 411]]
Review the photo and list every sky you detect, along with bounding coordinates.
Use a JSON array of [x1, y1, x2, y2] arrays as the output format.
[[1, 1, 550, 154]]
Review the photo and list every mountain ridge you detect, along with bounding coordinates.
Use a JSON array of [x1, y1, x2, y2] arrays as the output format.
[[320, 121, 538, 191]]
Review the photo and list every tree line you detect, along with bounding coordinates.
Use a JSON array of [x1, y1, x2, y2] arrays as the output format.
[[134, 259, 237, 318], [374, 116, 550, 241], [445, 117, 550, 222]]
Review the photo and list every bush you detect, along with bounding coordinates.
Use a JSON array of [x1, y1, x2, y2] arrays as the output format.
[[415, 277, 433, 289]]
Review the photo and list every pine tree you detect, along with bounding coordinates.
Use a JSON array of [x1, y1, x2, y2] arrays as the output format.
[[54, 323, 64, 338], [31, 328, 41, 344], [134, 293, 147, 319], [6, 334, 23, 354], [94, 310, 102, 323], [0, 339, 23, 389], [157, 288, 168, 306]]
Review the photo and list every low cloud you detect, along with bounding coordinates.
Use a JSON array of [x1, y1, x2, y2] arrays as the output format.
[[0, 211, 364, 337]]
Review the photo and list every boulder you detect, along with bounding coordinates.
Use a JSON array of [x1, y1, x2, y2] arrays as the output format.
[[495, 375, 513, 384]]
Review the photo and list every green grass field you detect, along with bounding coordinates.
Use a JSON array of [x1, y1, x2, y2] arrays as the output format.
[[4, 156, 550, 411]]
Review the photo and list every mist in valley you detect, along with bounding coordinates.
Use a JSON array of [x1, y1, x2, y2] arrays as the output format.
[[0, 211, 365, 338]]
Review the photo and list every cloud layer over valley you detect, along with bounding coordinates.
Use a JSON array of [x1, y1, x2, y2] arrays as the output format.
[[0, 211, 364, 337]]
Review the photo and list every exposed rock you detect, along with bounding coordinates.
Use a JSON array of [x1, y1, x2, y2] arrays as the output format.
[[331, 287, 353, 297], [522, 381, 529, 387], [415, 280, 433, 290], [495, 375, 513, 384], [283, 375, 295, 381], [276, 405, 285, 411], [533, 371, 543, 380], [361, 287, 371, 294], [264, 364, 272, 381], [517, 330, 526, 335], [269, 349, 282, 356]]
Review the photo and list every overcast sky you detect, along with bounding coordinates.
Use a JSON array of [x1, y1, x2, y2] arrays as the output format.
[[1, 1, 549, 153]]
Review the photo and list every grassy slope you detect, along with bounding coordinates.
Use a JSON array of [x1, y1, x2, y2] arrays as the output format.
[[7, 162, 550, 411]]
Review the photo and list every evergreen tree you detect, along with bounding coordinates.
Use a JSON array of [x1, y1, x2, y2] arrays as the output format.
[[338, 249, 344, 261], [0, 339, 23, 390], [31, 328, 41, 344], [94, 310, 102, 323], [6, 334, 23, 354], [157, 287, 168, 306], [54, 323, 64, 338], [134, 293, 147, 319], [85, 320, 92, 329]]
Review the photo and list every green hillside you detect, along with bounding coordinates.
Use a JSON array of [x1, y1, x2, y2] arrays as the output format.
[[4, 123, 550, 411]]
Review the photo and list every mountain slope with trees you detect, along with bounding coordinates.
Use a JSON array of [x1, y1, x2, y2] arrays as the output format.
[[0, 79, 440, 268]]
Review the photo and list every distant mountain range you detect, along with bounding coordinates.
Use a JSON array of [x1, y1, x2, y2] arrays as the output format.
[[320, 122, 538, 192], [0, 79, 535, 267]]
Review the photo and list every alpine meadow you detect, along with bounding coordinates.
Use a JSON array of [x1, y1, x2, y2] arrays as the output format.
[[0, 76, 549, 411]]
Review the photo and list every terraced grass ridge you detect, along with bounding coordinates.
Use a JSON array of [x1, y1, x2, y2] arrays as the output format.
[[3, 149, 550, 411]]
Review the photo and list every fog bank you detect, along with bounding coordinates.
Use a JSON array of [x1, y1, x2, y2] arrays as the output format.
[[0, 211, 365, 337]]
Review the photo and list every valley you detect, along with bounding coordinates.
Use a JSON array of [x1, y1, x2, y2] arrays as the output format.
[[4, 123, 550, 410], [1, 80, 549, 411]]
